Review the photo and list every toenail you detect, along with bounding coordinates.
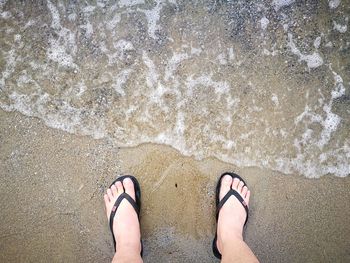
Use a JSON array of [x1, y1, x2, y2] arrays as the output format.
[[123, 178, 132, 185], [224, 176, 231, 182]]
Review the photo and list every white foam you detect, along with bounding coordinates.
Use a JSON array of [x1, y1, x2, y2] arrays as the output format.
[[24, 19, 36, 29], [191, 46, 202, 56], [217, 53, 227, 65], [137, 0, 176, 39], [138, 2, 162, 39], [325, 41, 333, 48], [294, 67, 345, 152], [263, 43, 278, 56], [46, 0, 77, 68], [3, 91, 106, 140], [0, 49, 16, 89], [287, 33, 323, 69], [333, 21, 347, 33], [185, 75, 230, 97], [328, 0, 341, 9], [67, 13, 77, 21], [47, 0, 60, 30], [142, 51, 159, 88], [80, 21, 94, 38], [302, 53, 324, 69], [164, 52, 190, 81], [260, 16, 269, 30], [82, 5, 96, 13], [271, 94, 279, 106], [0, 0, 7, 12], [318, 105, 340, 148], [330, 71, 346, 99], [228, 48, 235, 60], [114, 39, 135, 52], [47, 39, 76, 68], [112, 69, 133, 96], [272, 0, 295, 11], [106, 13, 121, 31], [119, 0, 145, 8], [1, 10, 11, 19], [313, 36, 321, 49], [104, 39, 135, 65]]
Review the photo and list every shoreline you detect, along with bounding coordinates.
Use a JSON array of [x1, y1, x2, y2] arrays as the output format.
[[0, 110, 349, 262]]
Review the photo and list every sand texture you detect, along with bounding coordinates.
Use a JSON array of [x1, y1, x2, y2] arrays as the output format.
[[0, 110, 349, 262]]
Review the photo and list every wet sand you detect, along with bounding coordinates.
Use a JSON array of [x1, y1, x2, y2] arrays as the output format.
[[0, 109, 349, 263]]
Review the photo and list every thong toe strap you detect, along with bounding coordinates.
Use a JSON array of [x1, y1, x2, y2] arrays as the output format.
[[216, 188, 249, 225]]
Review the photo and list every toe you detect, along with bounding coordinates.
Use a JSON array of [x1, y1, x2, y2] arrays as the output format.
[[219, 175, 232, 200], [123, 177, 136, 200], [237, 180, 244, 193], [111, 184, 118, 197], [232, 177, 240, 190], [104, 194, 110, 204], [116, 181, 124, 193], [242, 186, 248, 197], [246, 190, 251, 205], [107, 188, 113, 200]]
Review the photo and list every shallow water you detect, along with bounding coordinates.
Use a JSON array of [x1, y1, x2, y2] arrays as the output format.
[[0, 0, 349, 178]]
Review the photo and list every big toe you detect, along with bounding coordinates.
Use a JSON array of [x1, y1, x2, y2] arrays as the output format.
[[123, 177, 136, 200], [219, 175, 233, 200]]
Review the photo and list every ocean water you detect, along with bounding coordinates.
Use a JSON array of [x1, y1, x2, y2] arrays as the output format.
[[0, 0, 349, 178]]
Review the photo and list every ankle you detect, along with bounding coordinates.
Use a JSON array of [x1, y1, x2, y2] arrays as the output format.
[[218, 223, 243, 239], [217, 227, 243, 252], [116, 240, 141, 253], [219, 234, 244, 254]]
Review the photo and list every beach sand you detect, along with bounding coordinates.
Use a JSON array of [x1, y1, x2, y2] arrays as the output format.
[[1, 109, 349, 263]]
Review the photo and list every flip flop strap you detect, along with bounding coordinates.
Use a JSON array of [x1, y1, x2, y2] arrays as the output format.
[[109, 193, 140, 236], [216, 189, 249, 223]]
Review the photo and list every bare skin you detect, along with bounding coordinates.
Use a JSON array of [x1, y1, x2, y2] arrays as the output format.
[[104, 175, 258, 262], [217, 175, 259, 263], [104, 177, 143, 263]]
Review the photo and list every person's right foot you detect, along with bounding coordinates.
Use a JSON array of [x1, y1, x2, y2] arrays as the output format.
[[104, 177, 141, 253], [216, 175, 251, 254]]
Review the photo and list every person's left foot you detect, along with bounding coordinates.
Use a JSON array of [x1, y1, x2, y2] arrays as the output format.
[[104, 178, 141, 253]]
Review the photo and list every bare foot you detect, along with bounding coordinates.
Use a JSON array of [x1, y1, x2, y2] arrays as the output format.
[[104, 177, 141, 253], [216, 175, 250, 254]]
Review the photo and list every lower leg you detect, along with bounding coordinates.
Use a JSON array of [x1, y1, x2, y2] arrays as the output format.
[[220, 237, 258, 263], [112, 246, 143, 263]]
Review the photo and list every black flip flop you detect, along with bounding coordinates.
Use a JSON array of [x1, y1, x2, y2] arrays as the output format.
[[212, 172, 249, 259], [108, 175, 143, 257]]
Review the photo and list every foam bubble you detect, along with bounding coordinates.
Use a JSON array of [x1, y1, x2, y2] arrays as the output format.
[[313, 36, 321, 49], [333, 21, 347, 33], [328, 0, 341, 9], [119, 0, 145, 8], [1, 10, 11, 19], [80, 21, 94, 38], [287, 33, 323, 69], [272, 0, 295, 11], [106, 13, 121, 31], [260, 16, 269, 30], [142, 51, 159, 88], [165, 52, 190, 81], [271, 94, 279, 106], [112, 69, 133, 96]]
